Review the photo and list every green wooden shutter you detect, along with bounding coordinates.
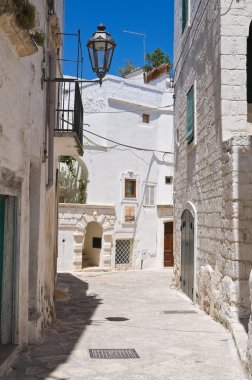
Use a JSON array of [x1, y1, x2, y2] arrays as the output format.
[[186, 85, 194, 143], [182, 0, 188, 33]]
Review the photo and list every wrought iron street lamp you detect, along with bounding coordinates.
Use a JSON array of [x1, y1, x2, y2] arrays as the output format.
[[44, 25, 116, 152], [87, 24, 116, 84]]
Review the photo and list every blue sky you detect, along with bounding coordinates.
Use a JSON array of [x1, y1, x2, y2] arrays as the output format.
[[63, 0, 174, 79]]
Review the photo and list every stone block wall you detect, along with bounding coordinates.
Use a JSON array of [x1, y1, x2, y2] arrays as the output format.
[[173, 0, 252, 333], [220, 0, 252, 140]]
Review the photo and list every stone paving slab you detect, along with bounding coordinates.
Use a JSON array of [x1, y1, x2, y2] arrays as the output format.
[[3, 269, 247, 380]]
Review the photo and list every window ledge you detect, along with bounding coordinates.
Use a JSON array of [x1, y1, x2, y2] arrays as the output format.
[[186, 139, 197, 153], [181, 23, 191, 48], [122, 199, 138, 204], [122, 222, 137, 228], [140, 122, 151, 127]]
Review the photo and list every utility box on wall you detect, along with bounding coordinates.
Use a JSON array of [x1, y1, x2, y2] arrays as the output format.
[[141, 249, 148, 261]]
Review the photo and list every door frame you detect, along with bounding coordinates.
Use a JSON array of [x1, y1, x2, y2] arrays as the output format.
[[180, 202, 197, 302], [157, 218, 173, 269], [163, 221, 174, 267]]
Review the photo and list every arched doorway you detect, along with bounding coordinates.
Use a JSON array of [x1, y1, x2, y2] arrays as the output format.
[[83, 221, 103, 267], [181, 209, 194, 301]]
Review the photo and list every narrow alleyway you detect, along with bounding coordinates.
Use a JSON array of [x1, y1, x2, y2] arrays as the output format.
[[4, 270, 246, 380]]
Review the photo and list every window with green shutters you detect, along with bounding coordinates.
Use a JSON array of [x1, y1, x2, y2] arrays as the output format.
[[186, 85, 194, 144], [182, 0, 188, 33]]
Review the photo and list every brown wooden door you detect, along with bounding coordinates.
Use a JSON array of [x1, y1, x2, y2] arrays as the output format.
[[164, 222, 173, 267]]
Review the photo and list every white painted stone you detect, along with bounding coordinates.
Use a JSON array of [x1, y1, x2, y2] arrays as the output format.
[[58, 72, 174, 271], [0, 0, 64, 350], [174, 0, 252, 371]]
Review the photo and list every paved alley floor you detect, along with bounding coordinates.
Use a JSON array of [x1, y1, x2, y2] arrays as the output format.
[[4, 270, 246, 380]]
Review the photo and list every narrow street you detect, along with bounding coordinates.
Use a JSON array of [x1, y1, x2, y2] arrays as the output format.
[[4, 270, 245, 380]]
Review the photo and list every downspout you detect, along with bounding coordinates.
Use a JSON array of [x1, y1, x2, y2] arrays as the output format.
[[46, 51, 56, 189]]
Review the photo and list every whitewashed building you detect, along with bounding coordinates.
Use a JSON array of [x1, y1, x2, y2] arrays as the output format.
[[0, 0, 82, 372], [173, 0, 252, 374], [58, 68, 174, 272]]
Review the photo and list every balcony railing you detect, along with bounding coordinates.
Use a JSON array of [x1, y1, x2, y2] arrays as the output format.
[[55, 80, 83, 150]]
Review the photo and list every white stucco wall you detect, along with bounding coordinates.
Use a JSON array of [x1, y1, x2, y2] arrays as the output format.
[[0, 0, 64, 346], [58, 73, 174, 270]]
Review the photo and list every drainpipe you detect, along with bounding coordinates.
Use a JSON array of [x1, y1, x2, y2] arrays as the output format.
[[46, 51, 56, 189]]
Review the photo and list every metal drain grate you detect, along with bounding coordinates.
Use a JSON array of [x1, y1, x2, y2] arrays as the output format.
[[163, 310, 197, 314], [105, 317, 129, 322], [89, 349, 140, 359]]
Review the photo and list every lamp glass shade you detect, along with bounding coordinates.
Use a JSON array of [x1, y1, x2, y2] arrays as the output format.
[[87, 24, 116, 79]]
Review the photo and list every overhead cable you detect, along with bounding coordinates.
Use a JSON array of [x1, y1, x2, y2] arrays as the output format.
[[83, 129, 173, 154], [83, 103, 174, 114], [221, 0, 234, 16]]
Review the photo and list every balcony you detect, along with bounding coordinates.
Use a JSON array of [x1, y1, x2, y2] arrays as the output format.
[[54, 80, 84, 157]]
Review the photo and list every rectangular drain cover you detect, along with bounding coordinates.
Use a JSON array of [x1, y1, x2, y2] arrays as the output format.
[[89, 349, 140, 359], [163, 310, 197, 314]]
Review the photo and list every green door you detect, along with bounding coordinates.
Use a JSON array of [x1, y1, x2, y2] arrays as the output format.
[[0, 196, 5, 311], [181, 209, 194, 301], [0, 196, 19, 344]]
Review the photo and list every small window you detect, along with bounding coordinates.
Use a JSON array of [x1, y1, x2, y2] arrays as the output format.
[[142, 114, 150, 124], [186, 85, 194, 144], [93, 237, 102, 249], [125, 179, 136, 198], [144, 185, 155, 206], [182, 0, 188, 33], [165, 176, 173, 184], [115, 239, 132, 267]]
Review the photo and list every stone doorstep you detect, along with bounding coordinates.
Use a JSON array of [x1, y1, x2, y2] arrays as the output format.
[[81, 267, 111, 272]]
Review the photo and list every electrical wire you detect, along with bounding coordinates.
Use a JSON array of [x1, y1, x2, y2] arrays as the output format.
[[221, 0, 234, 16], [83, 103, 174, 114], [58, 117, 174, 154], [83, 128, 173, 154]]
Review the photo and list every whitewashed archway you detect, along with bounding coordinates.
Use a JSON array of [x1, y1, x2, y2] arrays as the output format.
[[73, 212, 114, 270]]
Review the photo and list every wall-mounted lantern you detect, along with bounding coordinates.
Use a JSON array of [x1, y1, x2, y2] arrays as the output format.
[[87, 24, 116, 84]]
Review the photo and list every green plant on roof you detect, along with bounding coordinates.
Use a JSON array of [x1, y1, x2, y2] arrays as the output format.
[[117, 59, 137, 78], [144, 48, 172, 72]]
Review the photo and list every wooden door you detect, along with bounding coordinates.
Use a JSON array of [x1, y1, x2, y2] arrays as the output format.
[[0, 196, 19, 343], [181, 209, 194, 301], [164, 222, 173, 267]]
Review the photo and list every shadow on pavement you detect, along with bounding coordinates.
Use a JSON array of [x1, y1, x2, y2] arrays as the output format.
[[5, 273, 102, 379]]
